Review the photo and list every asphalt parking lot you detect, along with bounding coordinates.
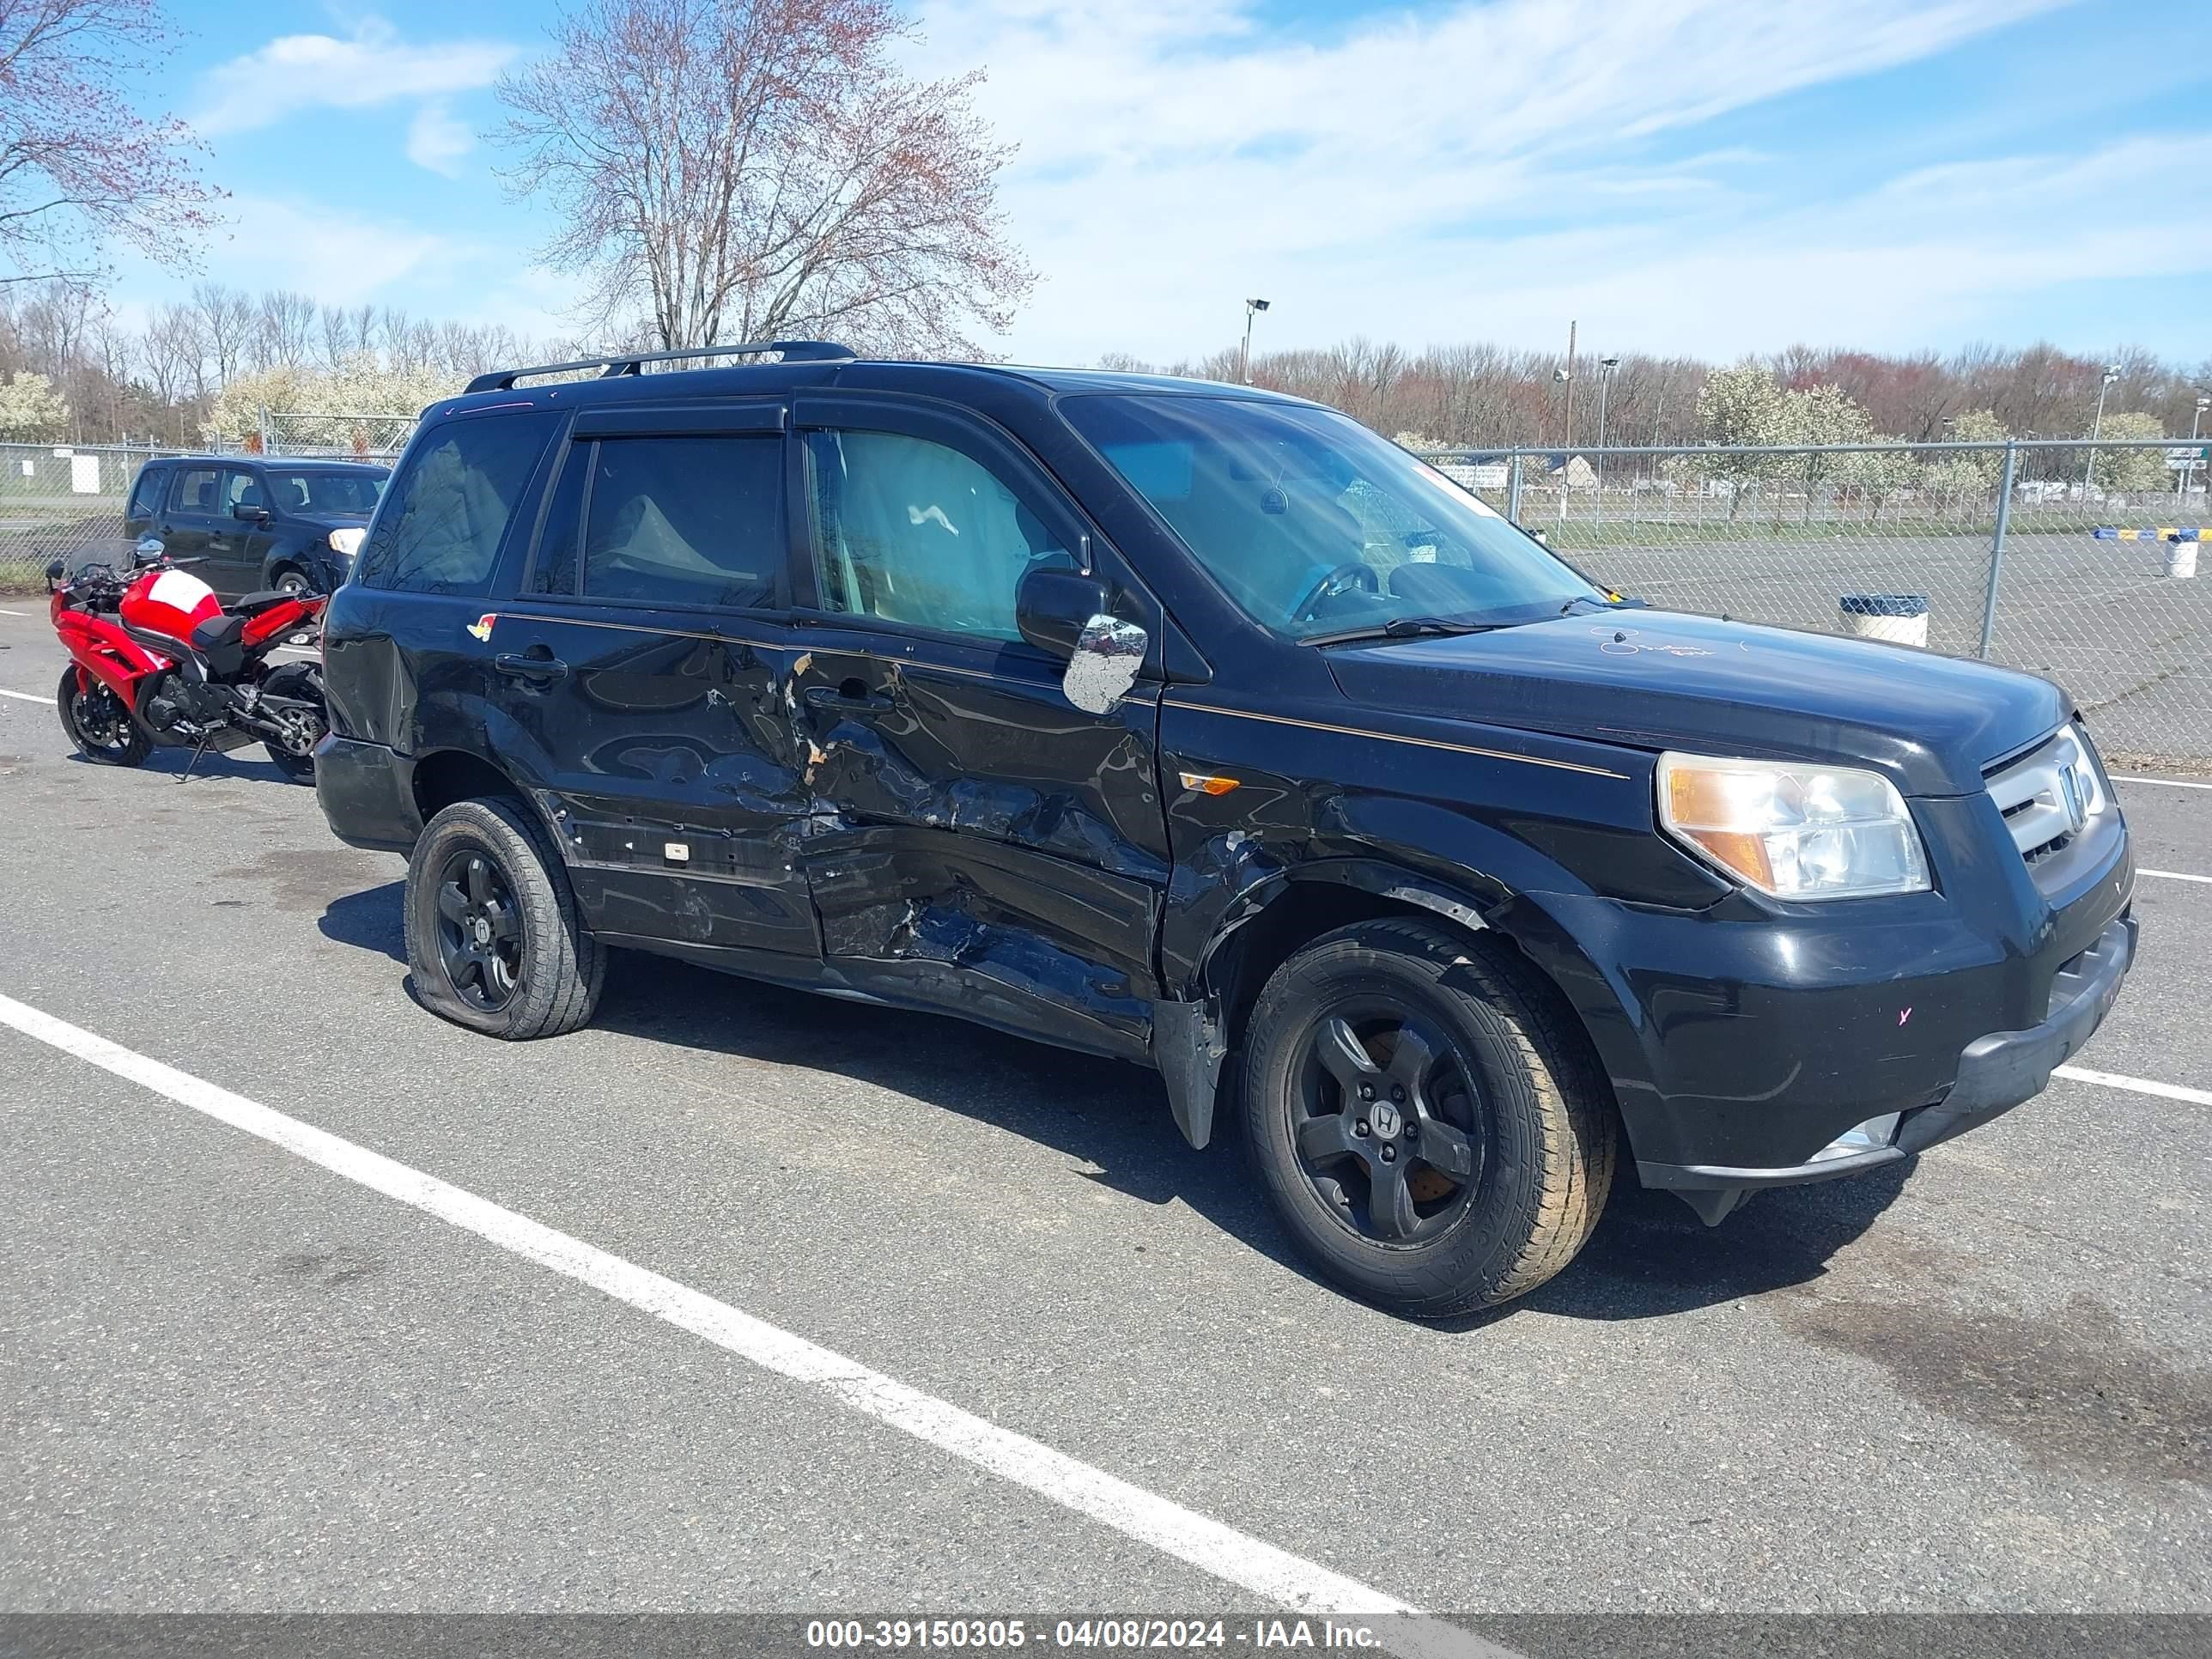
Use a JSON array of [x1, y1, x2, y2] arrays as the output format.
[[0, 601, 2207, 1640]]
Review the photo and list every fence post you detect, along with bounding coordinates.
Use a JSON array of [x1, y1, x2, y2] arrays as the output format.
[[256, 404, 273, 455], [1505, 452, 1523, 524], [1978, 441, 2017, 661]]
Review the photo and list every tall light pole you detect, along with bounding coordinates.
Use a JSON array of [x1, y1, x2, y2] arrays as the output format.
[[2182, 393, 2209, 501], [1594, 356, 1619, 522], [1240, 298, 1270, 385], [2084, 362, 2119, 496]]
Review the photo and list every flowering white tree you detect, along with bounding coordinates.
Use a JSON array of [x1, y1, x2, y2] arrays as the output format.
[[203, 357, 463, 452], [1693, 364, 1785, 519], [1778, 383, 1875, 521], [0, 369, 66, 437]]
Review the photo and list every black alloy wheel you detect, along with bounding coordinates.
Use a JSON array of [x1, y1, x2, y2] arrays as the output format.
[[434, 849, 525, 1012], [1291, 1006, 1486, 1243]]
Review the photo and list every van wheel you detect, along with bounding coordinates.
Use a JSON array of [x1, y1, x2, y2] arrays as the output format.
[[1242, 919, 1615, 1317], [404, 797, 603, 1039], [56, 667, 151, 767]]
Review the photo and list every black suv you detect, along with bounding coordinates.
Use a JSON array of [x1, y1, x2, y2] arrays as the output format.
[[313, 343, 2136, 1316], [122, 455, 389, 600]]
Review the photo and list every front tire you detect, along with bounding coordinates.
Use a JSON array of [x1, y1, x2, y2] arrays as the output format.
[[1242, 919, 1615, 1317], [56, 668, 151, 767], [404, 797, 603, 1039]]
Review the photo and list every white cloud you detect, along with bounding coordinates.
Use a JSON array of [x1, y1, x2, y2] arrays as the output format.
[[898, 0, 2107, 361], [194, 16, 516, 137], [200, 196, 463, 307], [405, 102, 475, 177]]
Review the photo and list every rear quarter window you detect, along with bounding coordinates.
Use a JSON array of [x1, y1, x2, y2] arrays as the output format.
[[125, 465, 166, 521], [356, 411, 558, 595]]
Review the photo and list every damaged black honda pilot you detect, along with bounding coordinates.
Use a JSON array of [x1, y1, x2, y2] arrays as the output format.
[[313, 342, 2136, 1316]]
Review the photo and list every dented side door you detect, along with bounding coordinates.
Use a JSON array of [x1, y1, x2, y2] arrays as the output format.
[[786, 396, 1172, 1061]]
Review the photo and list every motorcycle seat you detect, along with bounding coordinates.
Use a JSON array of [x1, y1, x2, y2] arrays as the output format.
[[231, 590, 300, 617], [190, 612, 248, 678]]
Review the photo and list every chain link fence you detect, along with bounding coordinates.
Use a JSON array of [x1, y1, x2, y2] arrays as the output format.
[[7, 428, 2209, 764], [1418, 438, 2212, 766], [0, 419, 416, 597]]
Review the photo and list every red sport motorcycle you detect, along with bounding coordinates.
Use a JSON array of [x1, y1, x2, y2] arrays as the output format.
[[46, 541, 331, 782]]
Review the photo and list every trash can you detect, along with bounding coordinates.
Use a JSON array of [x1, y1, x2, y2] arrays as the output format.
[[2167, 535, 2198, 580], [1838, 592, 1929, 647]]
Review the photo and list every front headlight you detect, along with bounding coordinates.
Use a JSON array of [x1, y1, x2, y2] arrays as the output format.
[[327, 526, 365, 558], [1657, 752, 1930, 900]]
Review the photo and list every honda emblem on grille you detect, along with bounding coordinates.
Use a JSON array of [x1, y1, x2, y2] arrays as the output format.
[[2058, 764, 2087, 835]]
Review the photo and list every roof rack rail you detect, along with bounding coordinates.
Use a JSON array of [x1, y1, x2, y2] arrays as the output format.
[[463, 339, 855, 395]]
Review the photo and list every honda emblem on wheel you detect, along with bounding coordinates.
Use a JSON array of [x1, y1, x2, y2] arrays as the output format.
[[1370, 1101, 1402, 1139]]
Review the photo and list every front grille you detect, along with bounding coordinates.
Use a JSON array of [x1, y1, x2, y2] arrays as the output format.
[[1984, 725, 2110, 872]]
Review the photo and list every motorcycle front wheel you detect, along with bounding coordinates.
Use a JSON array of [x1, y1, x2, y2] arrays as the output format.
[[56, 668, 151, 768]]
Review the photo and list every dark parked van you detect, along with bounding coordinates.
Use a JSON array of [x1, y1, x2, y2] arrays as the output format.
[[313, 343, 2135, 1316], [123, 455, 389, 600]]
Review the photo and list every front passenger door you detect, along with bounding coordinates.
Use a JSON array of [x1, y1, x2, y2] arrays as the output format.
[[790, 398, 1171, 1061]]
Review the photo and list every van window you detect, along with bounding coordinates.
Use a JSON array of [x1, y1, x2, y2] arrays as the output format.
[[167, 466, 223, 516], [126, 466, 166, 521], [580, 435, 783, 608], [805, 429, 1071, 642], [356, 412, 557, 595]]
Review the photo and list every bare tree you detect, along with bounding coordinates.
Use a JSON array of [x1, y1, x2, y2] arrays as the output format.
[[256, 289, 316, 368], [494, 0, 1033, 355], [0, 0, 222, 286], [143, 300, 199, 415], [318, 302, 352, 368], [191, 281, 252, 386]]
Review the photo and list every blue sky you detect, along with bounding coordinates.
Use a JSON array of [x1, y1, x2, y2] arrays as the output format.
[[113, 0, 2212, 367]]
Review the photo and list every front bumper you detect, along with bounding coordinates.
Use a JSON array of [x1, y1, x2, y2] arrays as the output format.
[[1639, 911, 2136, 1223]]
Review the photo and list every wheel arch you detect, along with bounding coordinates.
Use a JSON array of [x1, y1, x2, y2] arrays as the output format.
[[410, 746, 533, 824], [1163, 860, 1636, 1156]]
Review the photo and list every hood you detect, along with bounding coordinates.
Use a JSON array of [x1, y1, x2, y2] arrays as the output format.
[[1323, 610, 2068, 796], [295, 511, 372, 532]]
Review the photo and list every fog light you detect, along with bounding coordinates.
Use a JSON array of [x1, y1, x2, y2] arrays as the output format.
[[1807, 1112, 1901, 1164]]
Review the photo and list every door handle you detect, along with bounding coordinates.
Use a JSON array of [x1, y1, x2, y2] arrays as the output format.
[[495, 653, 569, 683], [804, 679, 890, 713]]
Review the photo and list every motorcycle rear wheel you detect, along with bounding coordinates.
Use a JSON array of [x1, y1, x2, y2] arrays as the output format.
[[56, 668, 151, 767]]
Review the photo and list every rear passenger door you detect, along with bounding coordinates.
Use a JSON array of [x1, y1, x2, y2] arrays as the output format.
[[492, 404, 820, 965], [158, 464, 227, 580], [787, 395, 1170, 1060]]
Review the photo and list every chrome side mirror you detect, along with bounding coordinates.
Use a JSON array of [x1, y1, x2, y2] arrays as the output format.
[[1062, 614, 1147, 714], [134, 536, 165, 566]]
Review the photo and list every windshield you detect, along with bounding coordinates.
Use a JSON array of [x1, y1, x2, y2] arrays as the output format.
[[265, 471, 388, 516], [1063, 394, 1601, 639]]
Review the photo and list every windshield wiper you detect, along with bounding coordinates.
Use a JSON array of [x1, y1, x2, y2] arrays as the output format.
[[1304, 616, 1496, 647], [1558, 595, 1614, 615]]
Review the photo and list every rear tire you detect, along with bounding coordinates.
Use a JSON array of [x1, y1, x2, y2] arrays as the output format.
[[259, 662, 325, 784], [405, 797, 604, 1039], [1242, 918, 1615, 1318], [55, 667, 151, 767]]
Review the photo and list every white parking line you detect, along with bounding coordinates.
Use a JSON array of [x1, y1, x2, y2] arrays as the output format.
[[2054, 1065, 2212, 1108], [0, 606, 28, 617], [0, 991, 1503, 1659], [2141, 868, 2212, 884], [2117, 775, 2212, 791], [0, 687, 44, 703]]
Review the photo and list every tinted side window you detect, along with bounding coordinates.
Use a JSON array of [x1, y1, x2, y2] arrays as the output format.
[[356, 412, 557, 595], [528, 444, 588, 597], [226, 469, 264, 510], [806, 429, 1071, 643], [126, 466, 165, 520], [169, 466, 222, 515], [580, 435, 783, 608]]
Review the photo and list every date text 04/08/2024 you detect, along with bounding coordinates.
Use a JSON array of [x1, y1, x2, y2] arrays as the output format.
[[803, 1619, 1389, 1650]]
